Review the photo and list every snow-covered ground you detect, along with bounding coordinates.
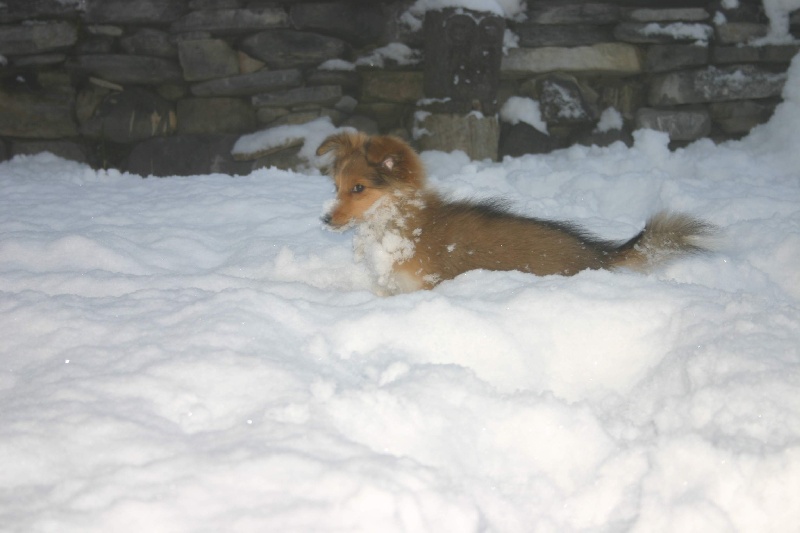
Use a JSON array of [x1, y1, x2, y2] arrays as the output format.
[[2, 54, 800, 533]]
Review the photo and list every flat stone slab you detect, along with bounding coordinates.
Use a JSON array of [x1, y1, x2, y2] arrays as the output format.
[[120, 29, 177, 58], [715, 23, 768, 45], [0, 0, 81, 23], [67, 55, 183, 85], [515, 24, 614, 48], [84, 0, 186, 24], [290, 2, 388, 46], [191, 69, 303, 97], [709, 100, 776, 134], [240, 29, 347, 69], [713, 44, 800, 64], [649, 65, 787, 105], [627, 8, 709, 22], [502, 43, 641, 77], [527, 3, 621, 25], [0, 21, 77, 55], [177, 97, 255, 134], [614, 22, 713, 44], [0, 88, 78, 138], [178, 39, 239, 82], [251, 85, 342, 108], [644, 44, 709, 72], [636, 107, 711, 141], [171, 8, 288, 34], [361, 71, 423, 104]]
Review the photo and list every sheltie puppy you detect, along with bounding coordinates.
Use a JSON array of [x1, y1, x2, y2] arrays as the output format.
[[317, 131, 715, 295]]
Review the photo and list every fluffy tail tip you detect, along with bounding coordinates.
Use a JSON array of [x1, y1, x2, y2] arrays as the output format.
[[614, 211, 719, 271]]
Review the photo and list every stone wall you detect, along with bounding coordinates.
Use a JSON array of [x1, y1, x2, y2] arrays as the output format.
[[0, 0, 797, 175]]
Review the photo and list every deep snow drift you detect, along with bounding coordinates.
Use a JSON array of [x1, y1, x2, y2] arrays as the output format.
[[2, 57, 800, 532]]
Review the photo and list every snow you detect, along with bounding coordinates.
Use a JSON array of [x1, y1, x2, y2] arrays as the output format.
[[318, 58, 356, 72], [759, 0, 800, 44], [406, 0, 525, 19], [402, 0, 527, 32], [500, 96, 548, 134], [595, 107, 624, 133], [2, 52, 800, 533], [641, 22, 713, 45], [231, 117, 338, 165], [355, 43, 421, 68]]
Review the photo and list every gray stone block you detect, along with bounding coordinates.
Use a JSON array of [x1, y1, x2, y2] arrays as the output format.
[[713, 44, 800, 64], [649, 65, 787, 106], [191, 68, 302, 97], [0, 0, 81, 23], [84, 0, 187, 24], [10, 54, 67, 68], [67, 55, 183, 85], [645, 44, 709, 73], [614, 22, 713, 44], [171, 8, 288, 34], [0, 21, 77, 55], [177, 97, 255, 134], [515, 24, 614, 48], [709, 100, 776, 134], [305, 70, 360, 91], [361, 71, 424, 104], [290, 2, 389, 46], [636, 107, 711, 141], [240, 29, 347, 69], [0, 88, 78, 139], [527, 3, 621, 25], [178, 39, 239, 82], [715, 23, 769, 45], [502, 43, 641, 77], [252, 85, 342, 108], [121, 29, 177, 58], [627, 8, 709, 22]]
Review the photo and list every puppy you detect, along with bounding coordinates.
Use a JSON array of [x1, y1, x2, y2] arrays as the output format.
[[317, 131, 715, 295]]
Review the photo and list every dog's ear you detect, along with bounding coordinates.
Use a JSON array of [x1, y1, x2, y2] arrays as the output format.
[[316, 131, 363, 158], [365, 135, 425, 188]]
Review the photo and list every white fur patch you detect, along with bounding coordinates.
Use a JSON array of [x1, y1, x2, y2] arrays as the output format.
[[353, 195, 420, 294]]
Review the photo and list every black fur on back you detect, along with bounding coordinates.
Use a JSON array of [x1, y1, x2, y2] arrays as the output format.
[[445, 197, 627, 253]]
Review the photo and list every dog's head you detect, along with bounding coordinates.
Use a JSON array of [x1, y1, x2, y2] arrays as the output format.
[[316, 131, 425, 228]]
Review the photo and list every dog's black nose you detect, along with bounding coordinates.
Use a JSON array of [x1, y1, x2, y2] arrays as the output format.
[[321, 213, 332, 225]]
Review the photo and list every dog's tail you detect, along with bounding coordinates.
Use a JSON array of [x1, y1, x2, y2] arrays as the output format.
[[610, 211, 717, 271]]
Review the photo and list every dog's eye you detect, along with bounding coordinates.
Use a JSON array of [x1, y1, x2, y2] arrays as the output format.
[[351, 184, 365, 194]]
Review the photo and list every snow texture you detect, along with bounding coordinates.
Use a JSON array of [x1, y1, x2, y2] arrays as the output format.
[[500, 96, 549, 134], [595, 107, 624, 133], [402, 0, 527, 31], [355, 43, 421, 68], [759, 0, 800, 44], [642, 22, 714, 44], [1, 54, 800, 533]]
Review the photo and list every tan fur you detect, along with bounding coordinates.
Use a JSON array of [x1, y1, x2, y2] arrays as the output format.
[[317, 132, 716, 294]]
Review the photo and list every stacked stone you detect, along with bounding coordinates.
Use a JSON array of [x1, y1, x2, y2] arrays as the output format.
[[0, 0, 406, 175], [499, 0, 798, 155], [0, 0, 798, 173]]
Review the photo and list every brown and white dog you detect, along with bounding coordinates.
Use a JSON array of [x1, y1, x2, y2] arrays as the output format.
[[317, 131, 715, 295]]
